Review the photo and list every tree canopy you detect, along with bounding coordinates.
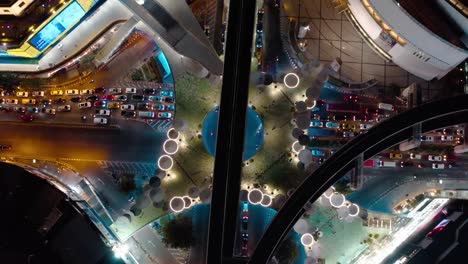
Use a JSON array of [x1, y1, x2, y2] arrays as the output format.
[[161, 215, 193, 249]]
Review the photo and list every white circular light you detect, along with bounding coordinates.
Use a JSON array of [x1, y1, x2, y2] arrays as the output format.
[[291, 141, 303, 153], [167, 128, 180, 140], [329, 192, 346, 208], [283, 73, 300, 89], [348, 203, 360, 217], [248, 189, 263, 204], [163, 139, 179, 155], [300, 233, 315, 247], [169, 196, 185, 213], [261, 194, 272, 207], [158, 155, 174, 171], [182, 196, 192, 209]]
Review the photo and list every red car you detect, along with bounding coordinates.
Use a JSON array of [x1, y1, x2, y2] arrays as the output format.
[[20, 114, 33, 122], [94, 100, 107, 108], [102, 94, 114, 101], [94, 87, 106, 93]]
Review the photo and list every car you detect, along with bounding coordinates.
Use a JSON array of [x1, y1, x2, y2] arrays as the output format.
[[16, 91, 28, 97], [94, 87, 106, 93], [432, 163, 445, 170], [428, 155, 442, 161], [80, 89, 94, 95], [121, 110, 136, 118], [14, 107, 26, 113], [94, 100, 107, 108], [50, 90, 63, 96], [40, 99, 50, 107], [95, 109, 111, 116], [32, 91, 45, 97], [125, 87, 137, 94], [143, 88, 156, 94], [86, 95, 100, 101], [341, 123, 356, 130], [137, 102, 151, 110], [79, 102, 92, 108], [343, 131, 354, 138], [310, 121, 323, 128], [0, 144, 12, 151], [138, 111, 155, 119], [107, 102, 121, 109], [93, 117, 108, 125], [108, 88, 122, 94], [148, 96, 163, 102], [360, 124, 373, 130], [102, 94, 115, 101], [160, 90, 174, 97], [21, 99, 36, 105], [70, 97, 82, 103], [400, 161, 413, 167], [121, 104, 135, 110], [440, 135, 454, 141], [115, 95, 128, 102], [325, 122, 339, 128], [311, 149, 325, 156], [241, 216, 248, 231], [255, 35, 263, 48], [166, 105, 175, 111], [20, 114, 33, 122], [26, 107, 39, 113], [164, 97, 174, 103], [158, 112, 172, 119], [57, 105, 71, 112], [132, 94, 146, 101], [53, 98, 67, 104], [256, 22, 263, 33], [410, 153, 422, 159], [420, 135, 434, 142], [5, 99, 18, 104], [65, 89, 79, 95], [389, 153, 403, 159], [456, 129, 464, 135], [153, 104, 165, 111], [44, 108, 56, 115]]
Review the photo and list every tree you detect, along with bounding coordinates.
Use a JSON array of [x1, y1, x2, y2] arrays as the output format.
[[274, 236, 299, 264], [119, 173, 136, 193], [161, 215, 193, 249], [0, 73, 19, 93]]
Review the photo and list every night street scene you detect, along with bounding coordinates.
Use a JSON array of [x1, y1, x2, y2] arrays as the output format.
[[0, 0, 467, 264]]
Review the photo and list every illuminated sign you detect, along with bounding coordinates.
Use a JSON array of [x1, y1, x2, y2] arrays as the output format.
[[29, 2, 85, 51]]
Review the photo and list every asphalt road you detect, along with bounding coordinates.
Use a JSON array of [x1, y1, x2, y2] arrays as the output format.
[[0, 121, 163, 162]]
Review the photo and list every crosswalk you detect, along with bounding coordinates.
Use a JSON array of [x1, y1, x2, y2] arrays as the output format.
[[97, 161, 157, 178], [167, 248, 188, 263], [147, 119, 173, 132]]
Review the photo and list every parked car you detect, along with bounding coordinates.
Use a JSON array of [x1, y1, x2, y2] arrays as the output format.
[[121, 110, 136, 118], [21, 99, 36, 105], [102, 94, 115, 101], [440, 135, 454, 141], [428, 155, 442, 161], [158, 112, 172, 119], [20, 114, 33, 122], [160, 90, 174, 97], [26, 107, 39, 113], [115, 95, 128, 101], [420, 135, 434, 142], [80, 89, 94, 95], [389, 153, 403, 159], [107, 102, 120, 109], [95, 109, 111, 116], [44, 108, 56, 115], [137, 102, 151, 110], [138, 111, 155, 119], [108, 88, 122, 94], [325, 122, 339, 128], [132, 94, 145, 101], [125, 87, 137, 94], [343, 131, 354, 138], [16, 91, 28, 97], [432, 163, 445, 170], [164, 97, 174, 103], [148, 96, 163, 102], [310, 121, 323, 128], [153, 104, 165, 111], [94, 100, 107, 108], [86, 95, 100, 101], [5, 99, 18, 104], [32, 91, 45, 97], [143, 88, 156, 94], [50, 90, 63, 96], [360, 124, 373, 130], [94, 87, 106, 93], [410, 153, 422, 159]]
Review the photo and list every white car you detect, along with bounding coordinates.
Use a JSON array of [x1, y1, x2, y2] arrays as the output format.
[[45, 108, 56, 115], [428, 155, 442, 161], [441, 135, 454, 141], [432, 163, 445, 170], [121, 104, 135, 110], [456, 129, 464, 135], [420, 135, 434, 142], [16, 91, 28, 97], [410, 153, 422, 159], [93, 117, 108, 124], [5, 99, 18, 104], [79, 102, 92, 108], [95, 109, 111, 116], [66, 89, 79, 95], [32, 91, 45, 97], [80, 89, 94, 95], [125, 87, 137, 94], [58, 105, 71, 112], [343, 131, 354, 138], [360, 124, 373, 130], [115, 95, 128, 101], [109, 88, 122, 94]]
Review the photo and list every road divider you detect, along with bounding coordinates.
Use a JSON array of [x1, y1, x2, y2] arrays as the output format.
[[0, 120, 120, 130]]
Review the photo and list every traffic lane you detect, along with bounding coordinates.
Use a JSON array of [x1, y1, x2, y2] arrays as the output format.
[[0, 121, 163, 162], [130, 225, 179, 264]]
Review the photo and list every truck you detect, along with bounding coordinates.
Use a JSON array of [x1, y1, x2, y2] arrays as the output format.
[[326, 103, 360, 113], [378, 103, 394, 111], [378, 160, 396, 168]]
